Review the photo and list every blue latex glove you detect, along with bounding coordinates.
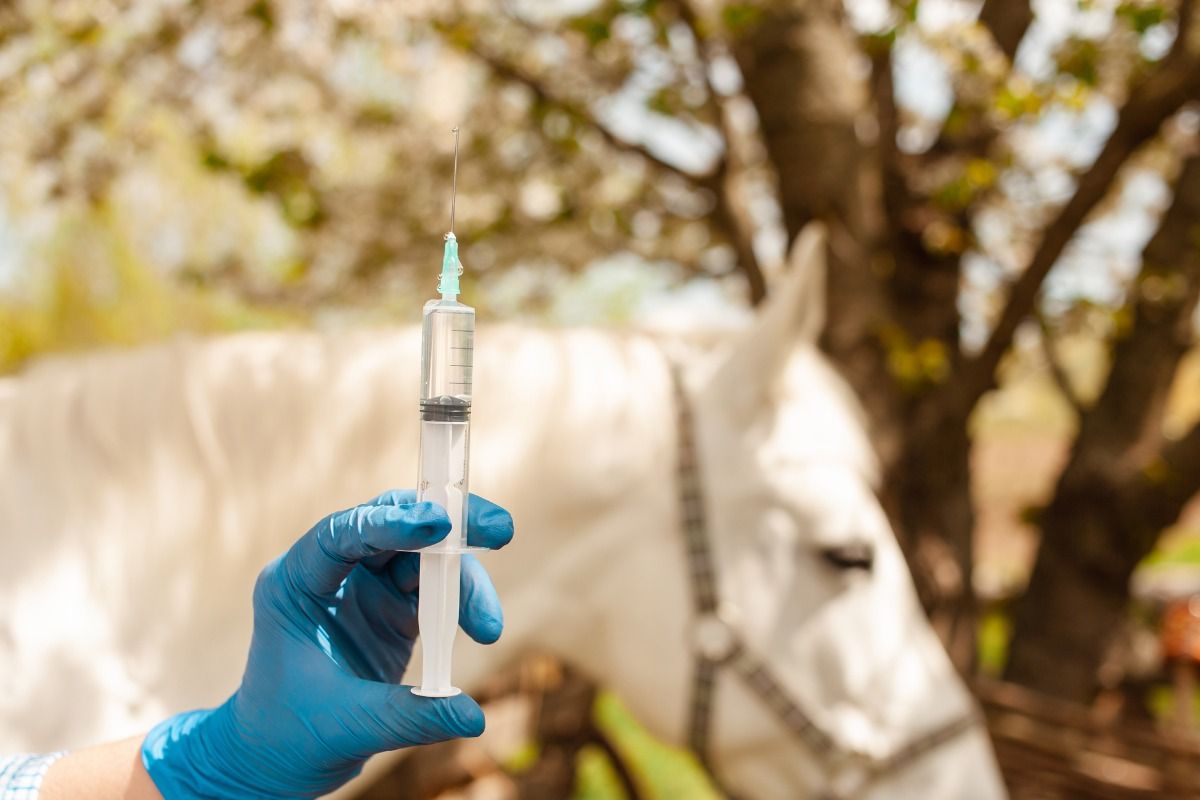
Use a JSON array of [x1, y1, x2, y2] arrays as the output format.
[[142, 490, 514, 799]]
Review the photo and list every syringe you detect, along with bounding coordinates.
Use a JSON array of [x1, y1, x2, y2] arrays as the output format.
[[413, 127, 475, 698]]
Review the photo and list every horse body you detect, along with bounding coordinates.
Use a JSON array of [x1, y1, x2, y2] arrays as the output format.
[[0, 233, 1006, 798]]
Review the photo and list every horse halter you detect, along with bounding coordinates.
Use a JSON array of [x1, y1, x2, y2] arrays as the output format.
[[667, 361, 981, 800]]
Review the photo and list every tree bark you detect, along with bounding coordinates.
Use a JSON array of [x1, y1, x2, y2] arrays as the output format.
[[868, 41, 978, 649], [1006, 151, 1200, 700], [892, 416, 977, 662], [730, 0, 902, 464]]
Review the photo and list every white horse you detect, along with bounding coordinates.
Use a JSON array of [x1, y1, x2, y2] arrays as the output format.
[[0, 228, 1006, 799]]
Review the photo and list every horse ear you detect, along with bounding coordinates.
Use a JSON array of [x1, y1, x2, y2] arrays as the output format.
[[706, 223, 827, 413]]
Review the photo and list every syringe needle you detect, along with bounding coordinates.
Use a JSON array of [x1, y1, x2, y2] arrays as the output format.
[[449, 126, 460, 235]]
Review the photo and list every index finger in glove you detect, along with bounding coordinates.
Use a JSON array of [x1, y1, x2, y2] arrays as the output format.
[[370, 490, 514, 551], [285, 502, 451, 596]]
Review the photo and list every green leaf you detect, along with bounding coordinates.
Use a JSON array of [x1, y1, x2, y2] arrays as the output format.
[[1056, 38, 1101, 87], [200, 149, 230, 171], [504, 741, 541, 774], [1002, 87, 1043, 118], [721, 3, 761, 33], [568, 2, 624, 45], [623, 0, 662, 14], [977, 611, 1012, 677], [246, 0, 274, 30], [1116, 2, 1167, 34], [646, 87, 680, 115], [571, 18, 611, 45]]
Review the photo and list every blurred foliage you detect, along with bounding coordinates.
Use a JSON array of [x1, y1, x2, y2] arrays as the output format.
[[978, 609, 1013, 677], [1146, 683, 1200, 722], [881, 323, 953, 391], [0, 0, 1193, 380], [0, 204, 295, 369], [573, 691, 721, 800], [1141, 525, 1200, 569], [574, 746, 629, 800], [1116, 1, 1169, 34], [0, 0, 752, 375]]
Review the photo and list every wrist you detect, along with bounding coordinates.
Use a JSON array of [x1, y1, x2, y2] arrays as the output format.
[[141, 703, 281, 800], [142, 707, 242, 800], [141, 698, 363, 800]]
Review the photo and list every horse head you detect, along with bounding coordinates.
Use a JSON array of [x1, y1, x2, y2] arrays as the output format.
[[685, 226, 1006, 798]]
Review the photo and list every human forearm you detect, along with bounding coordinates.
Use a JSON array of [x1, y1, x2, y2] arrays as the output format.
[[39, 737, 161, 800]]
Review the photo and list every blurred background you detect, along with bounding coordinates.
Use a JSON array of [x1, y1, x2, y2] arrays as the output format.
[[4, 0, 1200, 797]]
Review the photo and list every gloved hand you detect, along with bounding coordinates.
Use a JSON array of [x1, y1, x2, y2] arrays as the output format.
[[142, 490, 514, 799]]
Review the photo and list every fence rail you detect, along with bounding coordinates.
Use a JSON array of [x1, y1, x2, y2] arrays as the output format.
[[978, 678, 1200, 799]]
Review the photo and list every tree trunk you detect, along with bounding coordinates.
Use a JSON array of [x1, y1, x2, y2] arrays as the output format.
[[868, 41, 980, 658], [1006, 152, 1200, 699], [733, 5, 979, 659], [1006, 485, 1153, 699], [731, 0, 902, 464], [889, 415, 977, 664]]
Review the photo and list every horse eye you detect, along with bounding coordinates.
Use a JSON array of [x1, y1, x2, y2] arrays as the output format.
[[819, 542, 875, 571]]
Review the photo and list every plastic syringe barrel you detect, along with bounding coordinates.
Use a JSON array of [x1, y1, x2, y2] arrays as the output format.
[[413, 298, 474, 698]]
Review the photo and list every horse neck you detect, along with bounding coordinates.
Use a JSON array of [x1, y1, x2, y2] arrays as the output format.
[[472, 324, 678, 563]]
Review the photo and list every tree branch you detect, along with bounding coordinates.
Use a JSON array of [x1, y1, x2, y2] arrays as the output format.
[[869, 39, 904, 220], [666, 0, 767, 303], [877, 0, 1030, 362], [454, 19, 770, 303], [710, 171, 766, 304], [951, 55, 1200, 416], [923, 0, 1033, 161], [1037, 313, 1085, 416], [1178, 0, 1198, 57], [1062, 150, 1200, 476], [459, 41, 716, 186], [978, 0, 1033, 62]]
